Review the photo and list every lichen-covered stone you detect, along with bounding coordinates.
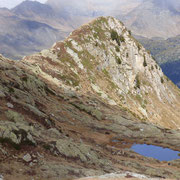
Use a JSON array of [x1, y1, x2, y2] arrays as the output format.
[[0, 120, 36, 147], [55, 139, 109, 166], [5, 110, 24, 122], [71, 102, 103, 120], [23, 153, 32, 162]]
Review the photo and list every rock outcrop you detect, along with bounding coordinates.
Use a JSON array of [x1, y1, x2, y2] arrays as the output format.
[[23, 16, 180, 128]]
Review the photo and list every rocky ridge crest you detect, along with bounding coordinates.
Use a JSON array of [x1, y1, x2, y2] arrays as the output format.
[[23, 16, 180, 128]]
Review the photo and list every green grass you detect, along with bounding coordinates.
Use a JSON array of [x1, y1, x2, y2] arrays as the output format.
[[143, 56, 147, 67], [8, 87, 15, 93], [136, 94, 142, 103], [82, 58, 93, 70], [43, 144, 51, 150], [135, 75, 140, 89], [108, 80, 118, 90], [95, 17, 108, 26], [77, 50, 95, 71], [115, 46, 120, 52], [65, 40, 72, 48], [59, 73, 80, 87], [102, 69, 110, 79], [92, 24, 106, 41], [119, 35, 125, 42], [161, 77, 164, 84], [111, 30, 120, 46], [136, 95, 147, 109], [116, 56, 122, 65]]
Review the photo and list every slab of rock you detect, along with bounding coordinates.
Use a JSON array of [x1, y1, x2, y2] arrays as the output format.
[[0, 120, 36, 146], [7, 103, 14, 109], [23, 153, 32, 162], [76, 171, 150, 179], [55, 139, 110, 166]]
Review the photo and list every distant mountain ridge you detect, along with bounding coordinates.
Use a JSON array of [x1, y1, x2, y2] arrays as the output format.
[[0, 0, 180, 60], [121, 0, 180, 38], [46, 0, 180, 38], [136, 35, 180, 87], [0, 1, 72, 60], [161, 60, 180, 88], [12, 1, 55, 18], [137, 35, 180, 65]]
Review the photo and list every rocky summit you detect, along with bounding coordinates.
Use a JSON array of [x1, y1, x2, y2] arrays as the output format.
[[0, 16, 180, 179]]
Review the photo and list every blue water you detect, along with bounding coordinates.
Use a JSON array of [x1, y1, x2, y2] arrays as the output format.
[[131, 144, 180, 161]]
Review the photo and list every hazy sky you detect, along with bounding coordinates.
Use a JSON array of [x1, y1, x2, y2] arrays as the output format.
[[0, 0, 47, 9]]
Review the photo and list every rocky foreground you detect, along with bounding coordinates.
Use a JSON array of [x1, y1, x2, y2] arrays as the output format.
[[0, 17, 180, 179], [0, 54, 180, 179]]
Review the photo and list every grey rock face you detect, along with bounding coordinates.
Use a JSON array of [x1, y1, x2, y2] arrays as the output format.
[[36, 16, 180, 127]]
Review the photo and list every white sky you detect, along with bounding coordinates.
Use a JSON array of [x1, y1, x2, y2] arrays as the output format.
[[0, 0, 47, 9]]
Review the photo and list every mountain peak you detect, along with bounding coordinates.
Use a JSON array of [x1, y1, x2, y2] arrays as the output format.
[[22, 16, 180, 128], [12, 0, 55, 18], [13, 0, 44, 9]]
